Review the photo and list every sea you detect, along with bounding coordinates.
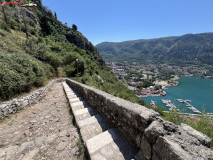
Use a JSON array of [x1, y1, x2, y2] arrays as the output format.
[[141, 76, 213, 113]]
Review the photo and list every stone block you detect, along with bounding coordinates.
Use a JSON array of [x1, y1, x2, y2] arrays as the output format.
[[180, 123, 211, 147], [153, 136, 192, 160], [144, 121, 165, 144], [141, 136, 152, 159]]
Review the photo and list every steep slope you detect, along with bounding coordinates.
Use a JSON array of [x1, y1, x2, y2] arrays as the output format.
[[96, 33, 213, 65], [0, 0, 145, 106]]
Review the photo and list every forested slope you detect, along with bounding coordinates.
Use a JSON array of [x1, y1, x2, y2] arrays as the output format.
[[0, 0, 145, 106], [97, 33, 213, 65]]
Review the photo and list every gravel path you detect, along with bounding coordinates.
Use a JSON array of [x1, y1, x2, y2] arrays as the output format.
[[0, 83, 84, 160]]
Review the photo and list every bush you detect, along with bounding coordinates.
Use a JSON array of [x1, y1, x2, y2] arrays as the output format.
[[0, 52, 53, 100], [44, 52, 62, 69], [64, 63, 76, 77], [0, 20, 11, 32]]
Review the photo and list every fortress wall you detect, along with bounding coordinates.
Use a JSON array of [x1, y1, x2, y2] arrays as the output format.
[[66, 79, 213, 160], [0, 78, 66, 118]]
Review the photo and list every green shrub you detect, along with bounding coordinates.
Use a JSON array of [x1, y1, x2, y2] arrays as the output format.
[[8, 19, 18, 30], [0, 20, 11, 32], [64, 63, 76, 77], [0, 52, 53, 100], [44, 52, 62, 69]]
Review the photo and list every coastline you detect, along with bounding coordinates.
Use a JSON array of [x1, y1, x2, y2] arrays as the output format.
[[163, 111, 213, 118], [140, 76, 213, 114]]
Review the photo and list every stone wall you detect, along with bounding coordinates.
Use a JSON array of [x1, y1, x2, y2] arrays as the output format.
[[66, 79, 213, 160], [0, 78, 66, 118]]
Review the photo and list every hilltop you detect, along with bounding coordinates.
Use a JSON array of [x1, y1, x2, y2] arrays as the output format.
[[0, 0, 145, 105], [96, 33, 213, 65]]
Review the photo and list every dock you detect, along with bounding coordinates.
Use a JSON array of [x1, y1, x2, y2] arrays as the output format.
[[176, 99, 201, 114], [150, 100, 157, 107], [185, 102, 201, 114], [162, 99, 179, 111]]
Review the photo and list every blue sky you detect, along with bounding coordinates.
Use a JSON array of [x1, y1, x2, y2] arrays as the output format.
[[43, 0, 213, 45]]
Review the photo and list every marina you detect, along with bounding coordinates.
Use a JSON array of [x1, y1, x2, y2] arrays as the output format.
[[176, 99, 201, 114], [161, 99, 179, 111], [150, 100, 157, 107], [142, 76, 213, 114]]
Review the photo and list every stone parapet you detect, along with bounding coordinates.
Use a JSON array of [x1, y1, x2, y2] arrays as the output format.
[[0, 78, 66, 118], [66, 79, 213, 160]]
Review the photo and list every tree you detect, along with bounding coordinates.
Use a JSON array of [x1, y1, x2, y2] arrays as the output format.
[[21, 9, 29, 39], [1, 5, 8, 24], [54, 11, 57, 20], [40, 16, 52, 36], [72, 24, 77, 31]]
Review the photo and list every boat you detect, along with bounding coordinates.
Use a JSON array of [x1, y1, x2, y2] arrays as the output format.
[[150, 100, 157, 106], [162, 99, 179, 111], [177, 99, 184, 103], [186, 103, 191, 107], [184, 99, 192, 103]]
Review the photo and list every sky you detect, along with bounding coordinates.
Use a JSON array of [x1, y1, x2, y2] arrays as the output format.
[[43, 0, 213, 45]]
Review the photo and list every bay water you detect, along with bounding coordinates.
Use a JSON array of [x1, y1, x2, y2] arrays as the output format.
[[141, 76, 213, 113]]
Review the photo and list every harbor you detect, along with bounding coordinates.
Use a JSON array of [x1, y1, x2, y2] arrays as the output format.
[[176, 99, 201, 114], [160, 98, 201, 114], [161, 99, 180, 111], [142, 76, 213, 114]]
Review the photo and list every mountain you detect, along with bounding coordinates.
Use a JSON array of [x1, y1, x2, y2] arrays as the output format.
[[96, 33, 213, 65], [0, 0, 145, 106]]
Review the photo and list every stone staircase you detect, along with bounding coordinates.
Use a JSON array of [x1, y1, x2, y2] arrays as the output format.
[[63, 82, 137, 160]]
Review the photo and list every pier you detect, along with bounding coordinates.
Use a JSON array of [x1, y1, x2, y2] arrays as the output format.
[[150, 100, 157, 107], [185, 102, 201, 114], [161, 99, 179, 111], [176, 99, 201, 114]]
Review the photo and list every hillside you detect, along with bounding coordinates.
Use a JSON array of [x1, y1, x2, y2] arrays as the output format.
[[96, 33, 213, 65], [0, 0, 145, 106]]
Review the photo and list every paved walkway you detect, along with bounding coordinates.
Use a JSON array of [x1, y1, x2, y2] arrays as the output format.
[[63, 82, 137, 160], [0, 83, 83, 160]]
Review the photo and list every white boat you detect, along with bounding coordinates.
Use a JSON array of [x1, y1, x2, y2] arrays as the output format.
[[177, 99, 184, 103], [150, 100, 157, 105], [184, 99, 192, 103]]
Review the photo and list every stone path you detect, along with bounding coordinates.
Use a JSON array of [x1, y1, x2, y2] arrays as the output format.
[[63, 82, 137, 160], [0, 83, 83, 160]]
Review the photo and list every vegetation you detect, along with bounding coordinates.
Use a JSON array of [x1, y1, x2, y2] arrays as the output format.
[[96, 33, 213, 65], [0, 0, 212, 151], [0, 0, 146, 106], [136, 80, 154, 89]]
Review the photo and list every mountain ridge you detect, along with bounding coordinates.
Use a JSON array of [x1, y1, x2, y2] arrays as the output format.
[[96, 32, 213, 65]]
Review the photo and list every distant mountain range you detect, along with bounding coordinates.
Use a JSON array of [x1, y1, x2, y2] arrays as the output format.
[[96, 33, 213, 65]]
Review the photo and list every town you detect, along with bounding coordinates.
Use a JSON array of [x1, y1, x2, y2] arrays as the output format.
[[107, 61, 213, 97]]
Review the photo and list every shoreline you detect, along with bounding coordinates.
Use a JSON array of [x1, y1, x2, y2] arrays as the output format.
[[163, 111, 213, 118]]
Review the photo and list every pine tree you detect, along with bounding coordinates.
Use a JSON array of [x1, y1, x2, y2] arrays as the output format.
[[72, 24, 77, 31], [1, 5, 8, 24], [54, 11, 57, 20]]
